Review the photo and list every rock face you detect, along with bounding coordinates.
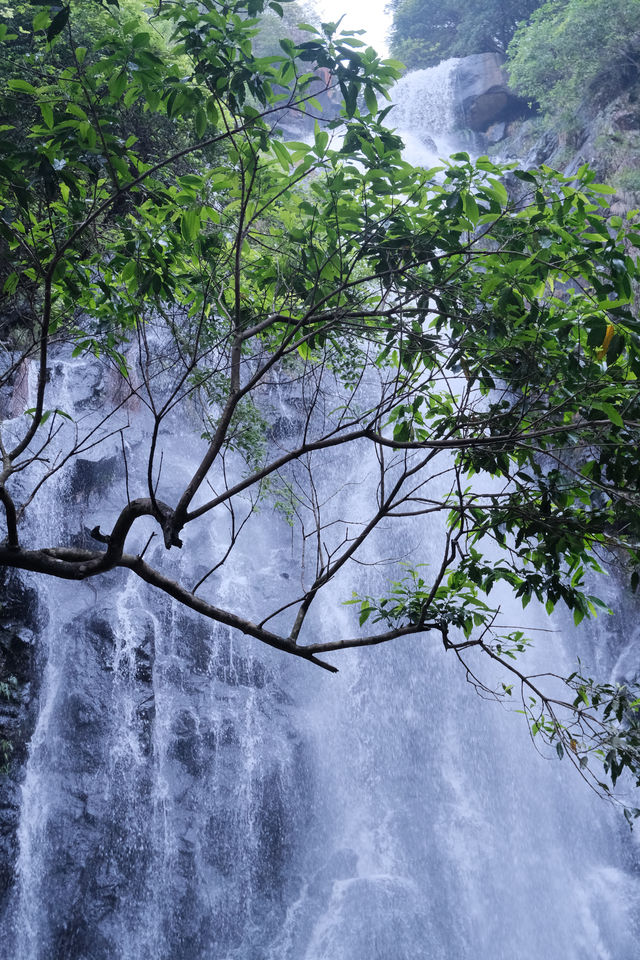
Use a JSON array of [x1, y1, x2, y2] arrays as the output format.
[[0, 571, 313, 959], [453, 53, 531, 133], [494, 80, 640, 217], [0, 573, 39, 908]]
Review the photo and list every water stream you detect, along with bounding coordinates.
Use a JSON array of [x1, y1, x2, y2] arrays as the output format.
[[1, 63, 639, 959]]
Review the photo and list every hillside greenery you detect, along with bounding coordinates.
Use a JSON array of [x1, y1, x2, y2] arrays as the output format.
[[508, 0, 640, 123], [388, 0, 542, 71]]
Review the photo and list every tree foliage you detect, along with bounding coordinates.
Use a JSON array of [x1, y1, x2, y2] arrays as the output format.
[[2, 0, 640, 810], [388, 0, 542, 71], [508, 0, 640, 121], [250, 0, 319, 57]]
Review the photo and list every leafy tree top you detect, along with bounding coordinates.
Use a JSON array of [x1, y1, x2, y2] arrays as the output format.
[[508, 0, 640, 122], [388, 0, 542, 71], [1, 0, 640, 815]]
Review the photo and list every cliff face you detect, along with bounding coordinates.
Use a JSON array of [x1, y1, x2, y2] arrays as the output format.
[[482, 55, 640, 207], [498, 88, 640, 209], [435, 47, 640, 204], [0, 573, 39, 905]]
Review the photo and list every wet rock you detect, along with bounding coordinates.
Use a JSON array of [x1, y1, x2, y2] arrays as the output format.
[[70, 454, 119, 506], [50, 357, 107, 414], [83, 615, 117, 672], [485, 120, 507, 145], [0, 573, 39, 906]]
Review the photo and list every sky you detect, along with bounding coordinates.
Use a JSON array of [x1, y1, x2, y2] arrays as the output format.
[[315, 0, 391, 56]]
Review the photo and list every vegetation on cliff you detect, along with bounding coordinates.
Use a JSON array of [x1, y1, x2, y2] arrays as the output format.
[[508, 0, 640, 123]]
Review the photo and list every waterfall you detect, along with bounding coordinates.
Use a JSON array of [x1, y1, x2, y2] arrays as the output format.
[[390, 60, 463, 164], [1, 65, 640, 960]]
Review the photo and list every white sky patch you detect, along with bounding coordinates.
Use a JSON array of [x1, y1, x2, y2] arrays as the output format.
[[315, 0, 391, 56]]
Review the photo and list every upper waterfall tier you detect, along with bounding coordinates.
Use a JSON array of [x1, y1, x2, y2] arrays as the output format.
[[391, 58, 462, 157], [390, 53, 532, 159]]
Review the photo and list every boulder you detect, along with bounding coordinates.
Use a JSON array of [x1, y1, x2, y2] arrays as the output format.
[[454, 53, 531, 132]]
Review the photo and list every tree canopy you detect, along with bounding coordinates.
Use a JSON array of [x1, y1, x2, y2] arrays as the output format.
[[508, 0, 640, 122], [388, 0, 542, 71], [2, 0, 640, 812]]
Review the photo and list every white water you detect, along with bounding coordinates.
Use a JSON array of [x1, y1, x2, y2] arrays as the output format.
[[1, 65, 640, 960], [391, 60, 463, 164]]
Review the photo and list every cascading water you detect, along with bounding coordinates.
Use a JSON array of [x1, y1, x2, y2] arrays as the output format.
[[1, 66, 640, 960], [390, 60, 463, 164], [391, 57, 460, 149]]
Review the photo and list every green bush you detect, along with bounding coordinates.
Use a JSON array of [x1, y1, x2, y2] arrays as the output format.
[[508, 0, 640, 121], [389, 0, 541, 70], [615, 167, 640, 195]]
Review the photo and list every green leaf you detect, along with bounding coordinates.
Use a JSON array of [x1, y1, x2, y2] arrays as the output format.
[[67, 103, 88, 121], [40, 102, 54, 129], [47, 5, 70, 43], [206, 99, 219, 125], [463, 193, 479, 225], [109, 70, 128, 100], [271, 139, 291, 172], [3, 272, 19, 295], [513, 169, 537, 183], [132, 32, 150, 49], [314, 128, 328, 155], [592, 401, 623, 428], [279, 37, 296, 57], [589, 183, 616, 195], [122, 260, 137, 282], [488, 178, 509, 206], [195, 107, 207, 139], [32, 8, 51, 31], [8, 79, 37, 95], [364, 86, 378, 115], [178, 174, 205, 190], [359, 604, 371, 626], [180, 208, 201, 243]]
